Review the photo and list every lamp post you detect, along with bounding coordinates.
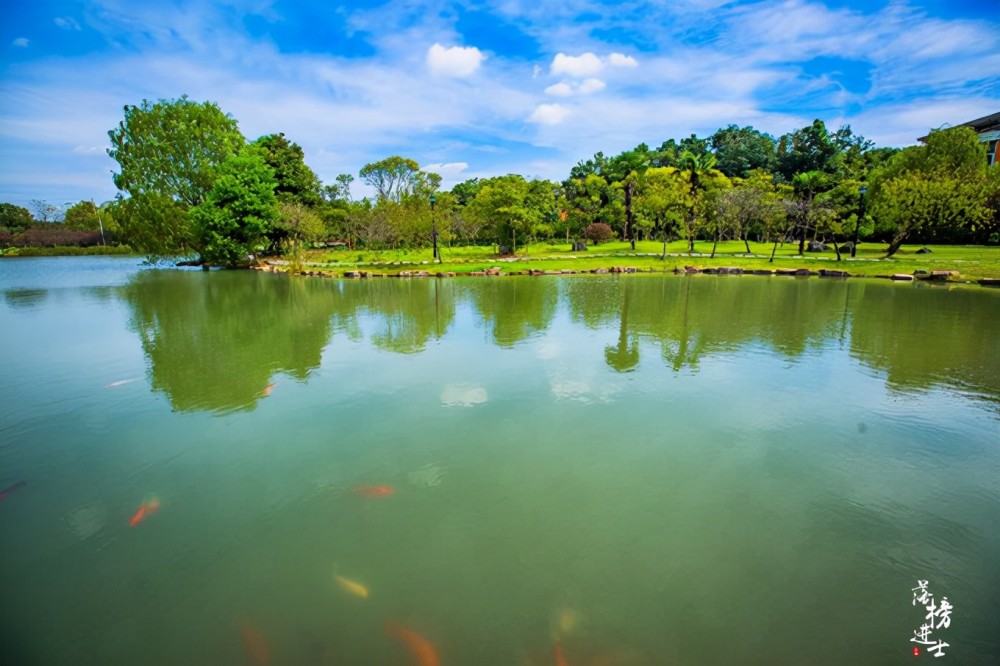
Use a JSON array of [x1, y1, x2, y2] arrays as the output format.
[[851, 185, 867, 258], [429, 193, 440, 263]]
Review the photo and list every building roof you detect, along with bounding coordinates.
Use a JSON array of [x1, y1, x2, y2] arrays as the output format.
[[919, 111, 1000, 142]]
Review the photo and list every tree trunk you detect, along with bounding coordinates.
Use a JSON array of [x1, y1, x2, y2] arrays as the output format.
[[710, 231, 719, 258], [625, 181, 636, 250], [770, 240, 779, 263], [832, 234, 842, 261], [743, 233, 751, 254], [884, 234, 906, 258]]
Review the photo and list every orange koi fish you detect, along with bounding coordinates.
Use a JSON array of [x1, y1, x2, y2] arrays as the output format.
[[553, 642, 569, 666], [334, 574, 369, 599], [0, 481, 27, 502], [261, 383, 276, 397], [352, 485, 395, 498], [128, 498, 160, 527], [241, 624, 271, 664], [385, 621, 440, 666]]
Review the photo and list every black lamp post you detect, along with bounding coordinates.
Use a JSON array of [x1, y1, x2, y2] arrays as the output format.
[[851, 185, 867, 258], [429, 193, 439, 262]]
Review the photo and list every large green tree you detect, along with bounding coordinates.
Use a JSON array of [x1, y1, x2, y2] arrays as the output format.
[[190, 145, 279, 267], [63, 200, 100, 231], [871, 127, 995, 256], [359, 156, 422, 202], [0, 203, 33, 234], [467, 175, 556, 252], [254, 133, 322, 207], [107, 96, 245, 256], [710, 125, 777, 179]]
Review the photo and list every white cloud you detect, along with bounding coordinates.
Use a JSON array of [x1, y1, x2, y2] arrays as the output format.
[[423, 162, 468, 175], [426, 43, 484, 78], [551, 52, 603, 77], [544, 82, 573, 97], [72, 145, 106, 155], [529, 103, 571, 125], [54, 16, 82, 31], [608, 53, 638, 68], [13, 38, 29, 48], [578, 78, 606, 94]]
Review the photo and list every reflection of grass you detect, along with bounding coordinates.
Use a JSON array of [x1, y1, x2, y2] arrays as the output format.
[[302, 242, 1000, 281]]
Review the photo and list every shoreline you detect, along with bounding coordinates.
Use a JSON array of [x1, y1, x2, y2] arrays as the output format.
[[254, 262, 1000, 287]]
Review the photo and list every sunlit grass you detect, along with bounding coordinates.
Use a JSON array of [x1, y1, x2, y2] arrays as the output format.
[[298, 241, 1000, 282]]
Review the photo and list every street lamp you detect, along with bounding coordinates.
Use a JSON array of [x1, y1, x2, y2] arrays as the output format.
[[429, 193, 440, 263], [851, 185, 867, 258]]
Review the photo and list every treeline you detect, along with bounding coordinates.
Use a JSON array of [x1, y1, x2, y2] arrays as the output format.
[[2, 97, 998, 264]]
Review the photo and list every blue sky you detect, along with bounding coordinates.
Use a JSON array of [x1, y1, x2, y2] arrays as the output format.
[[1, 0, 998, 208]]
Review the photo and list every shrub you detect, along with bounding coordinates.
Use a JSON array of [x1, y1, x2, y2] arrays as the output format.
[[584, 222, 613, 245]]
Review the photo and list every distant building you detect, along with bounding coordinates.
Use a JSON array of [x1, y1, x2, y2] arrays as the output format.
[[920, 112, 1000, 165]]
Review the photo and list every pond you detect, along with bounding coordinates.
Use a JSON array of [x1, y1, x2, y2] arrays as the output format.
[[1, 256, 998, 665]]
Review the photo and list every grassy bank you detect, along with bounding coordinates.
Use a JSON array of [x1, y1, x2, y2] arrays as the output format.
[[295, 241, 1000, 282], [0, 245, 135, 257]]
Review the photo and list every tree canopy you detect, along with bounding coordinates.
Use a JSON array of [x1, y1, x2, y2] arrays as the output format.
[[107, 96, 245, 257]]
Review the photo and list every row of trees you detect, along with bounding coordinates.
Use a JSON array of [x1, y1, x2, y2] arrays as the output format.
[[2, 97, 997, 263]]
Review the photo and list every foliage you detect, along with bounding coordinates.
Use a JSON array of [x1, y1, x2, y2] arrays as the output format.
[[276, 202, 325, 244], [107, 96, 245, 256], [5, 244, 134, 257], [710, 125, 777, 179], [870, 127, 994, 256], [0, 203, 33, 234], [467, 175, 557, 252], [190, 145, 279, 267], [776, 120, 840, 181], [583, 222, 613, 244], [63, 200, 101, 231], [254, 133, 322, 207], [359, 156, 423, 202], [712, 172, 785, 251]]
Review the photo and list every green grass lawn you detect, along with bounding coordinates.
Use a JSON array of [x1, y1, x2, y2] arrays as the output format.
[[296, 240, 1000, 282]]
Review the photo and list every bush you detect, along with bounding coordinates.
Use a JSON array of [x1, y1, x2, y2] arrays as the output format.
[[584, 222, 613, 245]]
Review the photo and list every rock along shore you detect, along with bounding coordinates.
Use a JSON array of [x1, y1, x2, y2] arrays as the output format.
[[251, 262, 995, 285]]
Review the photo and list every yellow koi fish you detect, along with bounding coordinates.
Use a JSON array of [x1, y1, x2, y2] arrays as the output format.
[[334, 574, 369, 599]]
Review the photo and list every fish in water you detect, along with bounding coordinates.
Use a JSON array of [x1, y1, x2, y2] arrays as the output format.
[[334, 574, 369, 599], [553, 642, 569, 666], [385, 622, 440, 666], [128, 498, 160, 527], [0, 481, 27, 502], [352, 485, 395, 498], [105, 378, 139, 388], [261, 383, 276, 397], [241, 625, 271, 664]]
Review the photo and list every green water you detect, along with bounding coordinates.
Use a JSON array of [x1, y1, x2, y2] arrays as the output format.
[[1, 257, 998, 665]]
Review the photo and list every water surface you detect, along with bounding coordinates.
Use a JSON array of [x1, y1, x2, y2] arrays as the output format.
[[1, 257, 998, 665]]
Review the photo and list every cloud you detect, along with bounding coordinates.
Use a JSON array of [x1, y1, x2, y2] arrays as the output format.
[[72, 145, 106, 155], [12, 38, 29, 48], [426, 43, 484, 77], [546, 79, 606, 96], [423, 162, 468, 175], [544, 82, 573, 96], [608, 53, 638, 68], [54, 16, 82, 31], [529, 103, 571, 125], [578, 78, 606, 94], [551, 52, 603, 77]]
